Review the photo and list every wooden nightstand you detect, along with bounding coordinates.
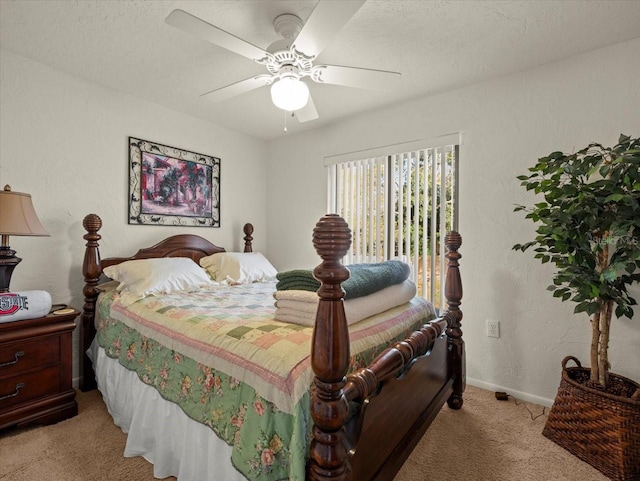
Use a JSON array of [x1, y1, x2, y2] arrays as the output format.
[[0, 307, 79, 430]]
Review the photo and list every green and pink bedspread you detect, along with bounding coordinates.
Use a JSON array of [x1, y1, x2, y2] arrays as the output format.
[[95, 281, 435, 481]]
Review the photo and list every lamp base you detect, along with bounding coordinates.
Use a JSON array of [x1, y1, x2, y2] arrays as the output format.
[[0, 246, 21, 293]]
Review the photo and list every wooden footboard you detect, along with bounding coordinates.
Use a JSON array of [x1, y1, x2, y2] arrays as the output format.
[[308, 214, 464, 481]]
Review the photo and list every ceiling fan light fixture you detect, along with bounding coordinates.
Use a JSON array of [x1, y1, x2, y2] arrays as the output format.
[[270, 75, 309, 111]]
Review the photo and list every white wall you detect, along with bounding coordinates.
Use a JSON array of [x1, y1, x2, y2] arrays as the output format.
[[266, 38, 640, 405], [2, 37, 638, 404], [0, 50, 268, 382]]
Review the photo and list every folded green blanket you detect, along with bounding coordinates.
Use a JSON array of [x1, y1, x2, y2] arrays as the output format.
[[275, 260, 411, 300]]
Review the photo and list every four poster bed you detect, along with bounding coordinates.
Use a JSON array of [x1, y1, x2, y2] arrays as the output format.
[[80, 213, 464, 481]]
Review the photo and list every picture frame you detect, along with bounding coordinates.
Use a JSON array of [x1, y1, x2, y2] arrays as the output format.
[[128, 137, 220, 227]]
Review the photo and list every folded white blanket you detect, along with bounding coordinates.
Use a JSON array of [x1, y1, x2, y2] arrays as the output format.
[[274, 299, 318, 314], [273, 289, 318, 303], [273, 280, 417, 326]]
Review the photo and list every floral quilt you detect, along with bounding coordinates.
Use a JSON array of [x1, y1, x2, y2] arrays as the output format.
[[95, 281, 435, 481]]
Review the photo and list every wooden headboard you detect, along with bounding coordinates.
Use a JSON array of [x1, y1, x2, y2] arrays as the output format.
[[79, 213, 254, 391], [100, 235, 227, 270]]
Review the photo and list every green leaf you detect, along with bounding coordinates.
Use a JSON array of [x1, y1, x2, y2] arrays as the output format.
[[604, 193, 624, 202], [599, 165, 610, 177], [587, 303, 601, 316], [574, 302, 591, 314]]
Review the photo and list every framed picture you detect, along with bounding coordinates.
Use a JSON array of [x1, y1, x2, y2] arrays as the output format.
[[128, 137, 220, 227]]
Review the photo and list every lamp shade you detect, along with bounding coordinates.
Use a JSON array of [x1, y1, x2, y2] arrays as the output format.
[[0, 185, 49, 237], [270, 76, 310, 111]]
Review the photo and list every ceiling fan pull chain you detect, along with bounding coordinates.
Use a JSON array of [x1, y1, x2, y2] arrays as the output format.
[[284, 110, 288, 133]]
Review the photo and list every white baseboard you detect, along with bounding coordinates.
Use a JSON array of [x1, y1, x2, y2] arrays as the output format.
[[466, 377, 554, 407]]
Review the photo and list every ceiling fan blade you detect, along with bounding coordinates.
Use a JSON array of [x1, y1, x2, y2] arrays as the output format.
[[200, 75, 273, 102], [296, 94, 319, 123], [312, 65, 401, 91], [292, 0, 366, 59], [166, 9, 271, 62]]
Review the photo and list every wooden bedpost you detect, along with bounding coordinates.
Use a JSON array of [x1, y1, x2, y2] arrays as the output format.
[[243, 223, 254, 252], [444, 231, 465, 409], [80, 213, 102, 392], [308, 214, 352, 481]]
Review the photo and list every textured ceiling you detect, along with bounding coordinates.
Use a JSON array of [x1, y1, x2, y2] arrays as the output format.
[[1, 0, 639, 141]]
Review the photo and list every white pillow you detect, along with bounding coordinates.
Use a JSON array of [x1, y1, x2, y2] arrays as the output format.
[[103, 257, 216, 307], [199, 252, 277, 284]]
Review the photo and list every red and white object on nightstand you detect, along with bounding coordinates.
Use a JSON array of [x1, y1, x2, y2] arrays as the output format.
[[0, 290, 52, 323]]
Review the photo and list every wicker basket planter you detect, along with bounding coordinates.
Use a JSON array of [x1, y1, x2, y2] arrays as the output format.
[[543, 356, 640, 481]]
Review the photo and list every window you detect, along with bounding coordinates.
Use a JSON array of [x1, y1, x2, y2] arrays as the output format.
[[327, 136, 459, 311]]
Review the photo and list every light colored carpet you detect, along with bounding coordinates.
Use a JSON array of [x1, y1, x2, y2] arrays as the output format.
[[0, 385, 607, 481]]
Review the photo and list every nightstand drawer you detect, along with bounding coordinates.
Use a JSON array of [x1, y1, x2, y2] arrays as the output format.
[[0, 308, 77, 430], [0, 366, 61, 409], [0, 335, 60, 378]]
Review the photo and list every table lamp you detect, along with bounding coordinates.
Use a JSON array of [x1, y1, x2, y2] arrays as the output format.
[[0, 185, 50, 292]]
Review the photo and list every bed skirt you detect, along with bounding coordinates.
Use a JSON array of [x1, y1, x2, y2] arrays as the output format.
[[88, 341, 248, 481]]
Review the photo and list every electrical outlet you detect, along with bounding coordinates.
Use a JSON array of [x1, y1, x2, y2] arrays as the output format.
[[487, 319, 500, 338]]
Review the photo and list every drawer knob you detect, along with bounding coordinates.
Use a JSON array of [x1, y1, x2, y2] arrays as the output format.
[[0, 350, 24, 368], [0, 382, 25, 401]]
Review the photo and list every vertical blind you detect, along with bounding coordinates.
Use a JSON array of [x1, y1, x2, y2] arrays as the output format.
[[327, 141, 459, 311]]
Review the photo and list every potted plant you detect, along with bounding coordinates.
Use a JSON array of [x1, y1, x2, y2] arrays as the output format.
[[513, 134, 640, 481]]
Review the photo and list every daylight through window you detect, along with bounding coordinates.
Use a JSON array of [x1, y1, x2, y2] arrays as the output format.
[[327, 139, 459, 311]]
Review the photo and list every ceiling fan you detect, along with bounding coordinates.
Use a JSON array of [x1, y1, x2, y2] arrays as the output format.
[[165, 0, 401, 123]]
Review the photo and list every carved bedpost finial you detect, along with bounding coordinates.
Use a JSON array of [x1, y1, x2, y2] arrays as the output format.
[[82, 213, 103, 301], [83, 213, 102, 236], [312, 214, 351, 300], [308, 214, 352, 481], [81, 213, 103, 392], [243, 223, 254, 252], [444, 231, 465, 410]]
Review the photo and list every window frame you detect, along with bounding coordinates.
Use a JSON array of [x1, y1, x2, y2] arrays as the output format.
[[326, 135, 460, 309]]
